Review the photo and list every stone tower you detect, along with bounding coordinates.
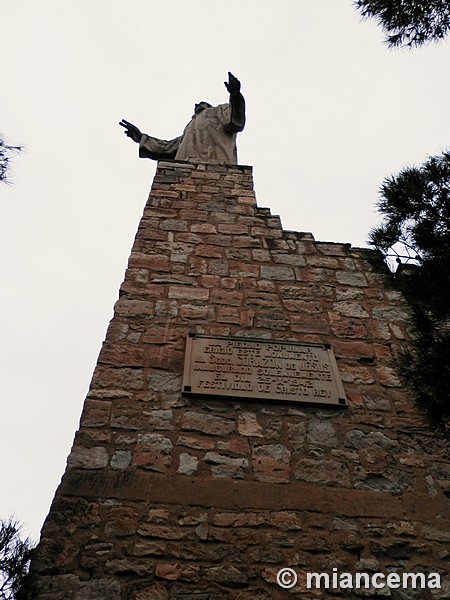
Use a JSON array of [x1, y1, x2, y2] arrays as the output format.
[[28, 161, 450, 599]]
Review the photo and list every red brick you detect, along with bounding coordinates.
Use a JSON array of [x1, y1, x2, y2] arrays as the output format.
[[99, 344, 144, 367], [229, 262, 259, 278], [130, 254, 170, 271], [80, 400, 112, 428], [217, 224, 249, 235], [190, 223, 217, 233], [210, 289, 243, 305], [181, 411, 235, 436], [195, 244, 224, 258], [168, 286, 209, 300]]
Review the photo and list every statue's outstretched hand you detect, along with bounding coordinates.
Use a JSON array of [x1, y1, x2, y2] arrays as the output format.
[[119, 119, 142, 143], [224, 72, 241, 96]]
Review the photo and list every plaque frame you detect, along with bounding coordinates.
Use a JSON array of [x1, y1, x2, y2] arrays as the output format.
[[182, 333, 347, 408]]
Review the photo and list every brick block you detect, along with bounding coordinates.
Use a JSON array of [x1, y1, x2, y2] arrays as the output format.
[[168, 286, 209, 300], [260, 265, 295, 280], [181, 411, 235, 436]]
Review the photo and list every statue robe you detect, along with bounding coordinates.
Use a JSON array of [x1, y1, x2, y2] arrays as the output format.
[[139, 94, 245, 164]]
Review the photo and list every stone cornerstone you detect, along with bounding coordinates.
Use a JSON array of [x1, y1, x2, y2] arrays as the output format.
[[28, 162, 449, 599]]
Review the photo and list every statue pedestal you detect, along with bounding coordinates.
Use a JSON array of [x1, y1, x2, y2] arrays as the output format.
[[29, 161, 450, 599]]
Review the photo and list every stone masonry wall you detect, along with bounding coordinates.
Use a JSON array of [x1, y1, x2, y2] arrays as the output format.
[[30, 162, 450, 599]]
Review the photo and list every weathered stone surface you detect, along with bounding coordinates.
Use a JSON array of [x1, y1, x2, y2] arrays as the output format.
[[134, 539, 167, 557], [363, 393, 391, 411], [160, 219, 188, 231], [137, 523, 190, 540], [287, 422, 306, 450], [333, 301, 370, 318], [213, 512, 266, 527], [81, 399, 112, 427], [372, 305, 409, 321], [149, 296, 176, 315], [30, 161, 450, 600], [127, 582, 169, 600], [176, 435, 215, 450], [422, 526, 450, 542], [35, 575, 122, 599], [206, 564, 247, 584], [203, 452, 248, 479], [191, 222, 217, 233], [114, 298, 155, 317], [144, 409, 174, 430], [252, 444, 291, 483], [376, 365, 402, 387], [133, 433, 173, 472], [179, 511, 208, 526], [307, 255, 340, 268], [105, 506, 138, 537], [260, 264, 295, 280], [336, 270, 368, 287], [104, 558, 153, 576], [168, 286, 209, 300], [217, 437, 250, 455], [146, 508, 170, 522], [148, 371, 182, 392], [339, 364, 375, 384], [90, 366, 144, 390], [307, 419, 338, 447], [294, 458, 350, 486], [177, 452, 198, 476], [238, 411, 264, 437], [354, 466, 416, 493], [110, 450, 132, 470], [283, 299, 322, 313], [269, 511, 302, 531], [111, 406, 174, 431], [181, 411, 235, 436], [67, 446, 108, 469], [345, 430, 399, 452]]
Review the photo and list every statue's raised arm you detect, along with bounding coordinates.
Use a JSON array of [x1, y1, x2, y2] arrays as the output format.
[[119, 72, 245, 165], [119, 120, 143, 144], [223, 72, 245, 134]]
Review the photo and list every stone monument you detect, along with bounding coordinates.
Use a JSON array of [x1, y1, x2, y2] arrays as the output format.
[[25, 76, 450, 599], [119, 72, 245, 165]]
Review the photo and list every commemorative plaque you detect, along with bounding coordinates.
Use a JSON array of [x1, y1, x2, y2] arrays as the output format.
[[182, 334, 347, 407]]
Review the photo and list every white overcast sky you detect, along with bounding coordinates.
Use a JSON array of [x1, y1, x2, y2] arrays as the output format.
[[1, 1, 450, 540]]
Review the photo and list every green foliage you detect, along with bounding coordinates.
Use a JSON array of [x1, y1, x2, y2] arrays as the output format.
[[0, 518, 34, 600], [399, 330, 450, 428], [370, 152, 450, 433], [354, 0, 450, 47]]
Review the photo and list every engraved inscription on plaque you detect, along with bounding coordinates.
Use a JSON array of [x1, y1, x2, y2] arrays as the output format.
[[182, 334, 347, 407]]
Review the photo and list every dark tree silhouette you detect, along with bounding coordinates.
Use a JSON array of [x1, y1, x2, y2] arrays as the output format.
[[369, 152, 450, 432], [0, 136, 23, 184], [354, 0, 450, 47], [0, 518, 34, 600]]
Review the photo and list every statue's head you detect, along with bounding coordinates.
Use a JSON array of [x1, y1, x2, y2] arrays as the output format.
[[194, 101, 212, 115]]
